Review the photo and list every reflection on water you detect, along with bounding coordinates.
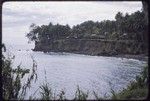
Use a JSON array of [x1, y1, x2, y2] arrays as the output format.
[[3, 45, 147, 99]]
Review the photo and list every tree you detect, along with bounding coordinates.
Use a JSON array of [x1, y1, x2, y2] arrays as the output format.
[[115, 12, 124, 34], [26, 23, 39, 43]]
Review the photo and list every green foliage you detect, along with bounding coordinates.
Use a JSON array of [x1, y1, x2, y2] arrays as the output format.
[[26, 23, 71, 44], [74, 85, 89, 100], [2, 45, 38, 100], [93, 91, 104, 100], [57, 90, 66, 100], [21, 56, 38, 98], [40, 83, 53, 100], [116, 87, 148, 99], [26, 23, 40, 43], [111, 65, 148, 100], [2, 53, 30, 100], [26, 9, 147, 44]]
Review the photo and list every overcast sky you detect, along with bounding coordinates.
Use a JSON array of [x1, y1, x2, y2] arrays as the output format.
[[2, 1, 142, 47]]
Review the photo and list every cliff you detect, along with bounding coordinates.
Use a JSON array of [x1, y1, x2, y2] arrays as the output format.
[[33, 39, 148, 56]]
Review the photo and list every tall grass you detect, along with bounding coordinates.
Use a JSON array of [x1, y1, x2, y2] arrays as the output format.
[[74, 85, 89, 100], [2, 45, 37, 100]]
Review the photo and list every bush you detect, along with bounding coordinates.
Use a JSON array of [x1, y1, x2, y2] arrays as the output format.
[[2, 45, 37, 100], [111, 65, 148, 100]]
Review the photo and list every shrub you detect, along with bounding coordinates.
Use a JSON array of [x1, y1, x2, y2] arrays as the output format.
[[2, 45, 37, 100]]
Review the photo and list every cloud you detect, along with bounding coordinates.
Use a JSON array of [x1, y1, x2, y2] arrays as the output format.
[[2, 1, 142, 27], [2, 1, 142, 45]]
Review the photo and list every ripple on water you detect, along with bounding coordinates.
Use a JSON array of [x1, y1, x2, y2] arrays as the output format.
[[5, 50, 147, 99]]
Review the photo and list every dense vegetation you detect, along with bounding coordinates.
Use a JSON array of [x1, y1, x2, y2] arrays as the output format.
[[26, 9, 148, 55], [2, 45, 37, 100], [26, 10, 148, 44]]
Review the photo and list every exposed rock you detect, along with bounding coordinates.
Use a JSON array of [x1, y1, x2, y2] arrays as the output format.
[[33, 39, 148, 56]]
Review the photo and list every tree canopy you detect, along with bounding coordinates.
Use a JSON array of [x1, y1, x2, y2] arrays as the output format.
[[26, 10, 147, 44]]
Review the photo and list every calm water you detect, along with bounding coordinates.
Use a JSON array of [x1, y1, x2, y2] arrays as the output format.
[[3, 44, 147, 99]]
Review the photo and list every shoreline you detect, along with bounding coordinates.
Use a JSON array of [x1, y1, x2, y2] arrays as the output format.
[[33, 50, 148, 62], [112, 54, 148, 62]]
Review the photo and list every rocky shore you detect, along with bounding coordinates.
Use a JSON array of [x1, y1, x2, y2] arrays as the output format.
[[114, 54, 148, 61], [33, 39, 148, 61]]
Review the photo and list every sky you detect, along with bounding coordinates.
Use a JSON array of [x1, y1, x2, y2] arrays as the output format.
[[2, 1, 142, 48]]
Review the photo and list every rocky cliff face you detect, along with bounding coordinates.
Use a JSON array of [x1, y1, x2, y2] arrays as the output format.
[[33, 39, 148, 56]]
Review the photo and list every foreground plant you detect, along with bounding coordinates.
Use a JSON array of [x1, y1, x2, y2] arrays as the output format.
[[2, 44, 148, 100], [74, 85, 89, 100], [2, 45, 37, 100], [111, 65, 148, 100]]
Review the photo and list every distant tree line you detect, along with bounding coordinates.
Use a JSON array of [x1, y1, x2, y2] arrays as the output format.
[[26, 10, 148, 45]]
